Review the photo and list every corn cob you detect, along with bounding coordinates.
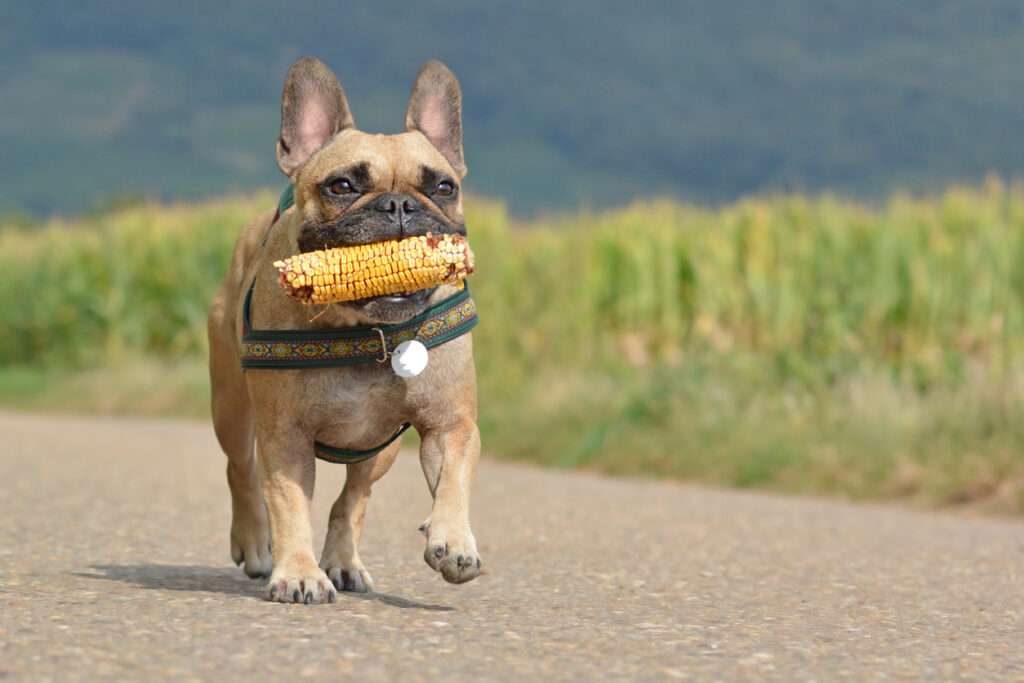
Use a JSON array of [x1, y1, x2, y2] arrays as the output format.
[[273, 233, 475, 304]]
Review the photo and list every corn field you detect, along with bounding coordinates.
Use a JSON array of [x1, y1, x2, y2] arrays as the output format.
[[2, 180, 1022, 509]]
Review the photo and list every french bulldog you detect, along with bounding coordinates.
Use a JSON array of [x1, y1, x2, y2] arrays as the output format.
[[207, 57, 481, 604]]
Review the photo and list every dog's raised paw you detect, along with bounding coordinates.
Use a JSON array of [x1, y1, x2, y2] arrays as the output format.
[[265, 567, 337, 604], [423, 524, 482, 584]]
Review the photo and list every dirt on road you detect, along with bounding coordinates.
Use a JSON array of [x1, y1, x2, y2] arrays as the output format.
[[0, 411, 1022, 681]]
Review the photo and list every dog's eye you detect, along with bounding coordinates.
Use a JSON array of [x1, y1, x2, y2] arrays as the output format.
[[328, 178, 354, 195], [436, 181, 455, 197]]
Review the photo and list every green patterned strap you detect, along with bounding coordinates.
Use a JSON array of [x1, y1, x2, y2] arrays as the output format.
[[314, 422, 411, 464], [278, 184, 295, 215], [240, 282, 477, 368]]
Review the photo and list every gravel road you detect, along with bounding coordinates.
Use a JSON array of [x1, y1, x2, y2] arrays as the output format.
[[0, 411, 1022, 681]]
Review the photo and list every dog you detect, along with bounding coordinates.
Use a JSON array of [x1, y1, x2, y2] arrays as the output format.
[[207, 57, 482, 604]]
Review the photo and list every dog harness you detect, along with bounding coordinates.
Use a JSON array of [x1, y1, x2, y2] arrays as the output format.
[[239, 186, 479, 464]]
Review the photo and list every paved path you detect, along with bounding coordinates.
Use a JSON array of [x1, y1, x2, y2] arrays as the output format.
[[0, 412, 1022, 681]]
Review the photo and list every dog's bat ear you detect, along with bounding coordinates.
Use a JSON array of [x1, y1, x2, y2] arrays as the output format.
[[276, 57, 355, 179], [405, 60, 466, 180]]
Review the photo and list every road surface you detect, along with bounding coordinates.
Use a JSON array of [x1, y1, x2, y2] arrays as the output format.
[[0, 412, 1022, 680]]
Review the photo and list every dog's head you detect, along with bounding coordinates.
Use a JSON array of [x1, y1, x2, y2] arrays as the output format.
[[275, 57, 467, 324]]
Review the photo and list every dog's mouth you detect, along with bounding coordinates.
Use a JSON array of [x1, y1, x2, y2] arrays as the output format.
[[353, 288, 434, 306], [350, 287, 436, 323]]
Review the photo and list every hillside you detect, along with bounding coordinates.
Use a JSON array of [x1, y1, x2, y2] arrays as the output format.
[[2, 1, 1024, 215]]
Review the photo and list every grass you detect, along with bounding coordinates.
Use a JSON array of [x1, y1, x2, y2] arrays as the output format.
[[0, 356, 210, 418], [2, 178, 1023, 512]]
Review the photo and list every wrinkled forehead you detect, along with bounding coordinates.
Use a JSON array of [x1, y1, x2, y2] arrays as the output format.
[[300, 130, 456, 187]]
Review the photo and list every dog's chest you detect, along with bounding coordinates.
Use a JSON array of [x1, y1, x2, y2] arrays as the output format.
[[299, 367, 410, 448]]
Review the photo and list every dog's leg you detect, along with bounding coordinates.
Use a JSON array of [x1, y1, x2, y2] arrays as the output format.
[[418, 420, 482, 584], [256, 420, 337, 604], [208, 303, 271, 579], [319, 441, 400, 593]]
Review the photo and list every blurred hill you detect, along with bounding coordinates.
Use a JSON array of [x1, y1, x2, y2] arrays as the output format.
[[2, 1, 1023, 216]]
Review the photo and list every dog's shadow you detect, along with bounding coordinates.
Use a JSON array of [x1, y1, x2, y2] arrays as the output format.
[[73, 564, 453, 611]]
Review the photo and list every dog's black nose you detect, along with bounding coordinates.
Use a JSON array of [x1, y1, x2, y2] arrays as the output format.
[[374, 193, 420, 222]]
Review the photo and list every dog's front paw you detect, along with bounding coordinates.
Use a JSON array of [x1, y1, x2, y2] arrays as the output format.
[[323, 562, 374, 593], [266, 563, 337, 604], [422, 522, 482, 584]]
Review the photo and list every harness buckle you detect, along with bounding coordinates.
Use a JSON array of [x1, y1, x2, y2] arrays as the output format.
[[370, 327, 390, 362]]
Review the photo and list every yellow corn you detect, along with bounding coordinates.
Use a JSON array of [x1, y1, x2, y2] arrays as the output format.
[[273, 233, 475, 304]]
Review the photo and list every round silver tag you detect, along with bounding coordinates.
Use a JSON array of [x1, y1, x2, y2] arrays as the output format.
[[391, 340, 429, 377]]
